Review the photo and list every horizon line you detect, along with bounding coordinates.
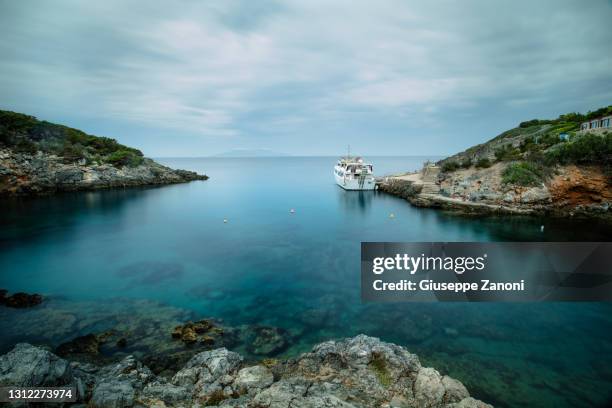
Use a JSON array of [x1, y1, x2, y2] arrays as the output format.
[[152, 154, 447, 159]]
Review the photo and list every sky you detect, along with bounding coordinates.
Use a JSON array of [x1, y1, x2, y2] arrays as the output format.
[[1, 0, 611, 157]]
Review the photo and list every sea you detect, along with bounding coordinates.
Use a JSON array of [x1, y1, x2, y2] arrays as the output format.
[[0, 156, 610, 407]]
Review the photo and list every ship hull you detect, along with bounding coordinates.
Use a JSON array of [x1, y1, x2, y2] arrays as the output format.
[[334, 168, 376, 190]]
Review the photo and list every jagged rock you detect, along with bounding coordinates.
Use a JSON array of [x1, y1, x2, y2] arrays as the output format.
[[0, 336, 492, 407], [520, 187, 551, 203], [232, 365, 273, 395], [442, 375, 470, 403], [0, 343, 73, 386], [91, 380, 135, 408], [142, 381, 190, 405], [98, 355, 153, 388], [251, 378, 314, 407], [414, 367, 446, 406], [447, 397, 493, 408], [172, 348, 243, 404], [90, 356, 154, 408]]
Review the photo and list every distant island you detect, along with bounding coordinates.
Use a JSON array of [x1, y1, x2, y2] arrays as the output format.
[[380, 106, 611, 220], [0, 110, 208, 196], [213, 148, 291, 157]]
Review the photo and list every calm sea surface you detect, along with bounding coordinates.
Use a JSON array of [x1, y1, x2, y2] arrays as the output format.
[[1, 156, 611, 407]]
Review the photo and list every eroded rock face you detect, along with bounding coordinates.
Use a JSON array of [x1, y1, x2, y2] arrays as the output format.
[[548, 165, 612, 213], [407, 161, 611, 219], [0, 335, 493, 407], [90, 355, 154, 408]]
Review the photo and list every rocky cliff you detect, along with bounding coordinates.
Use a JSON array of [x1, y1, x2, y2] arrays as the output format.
[[0, 335, 491, 408], [0, 110, 207, 196], [0, 149, 207, 196], [434, 162, 610, 218], [380, 107, 611, 220]]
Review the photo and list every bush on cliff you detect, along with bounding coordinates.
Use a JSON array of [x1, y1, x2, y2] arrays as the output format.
[[0, 111, 39, 134], [546, 132, 611, 166], [459, 158, 472, 168], [441, 161, 459, 172], [502, 162, 544, 186], [494, 144, 522, 162], [519, 119, 542, 128], [518, 106, 611, 129], [475, 158, 491, 168], [105, 149, 144, 167], [61, 144, 87, 163]]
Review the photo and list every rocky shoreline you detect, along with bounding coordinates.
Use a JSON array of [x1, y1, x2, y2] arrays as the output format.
[[0, 335, 491, 407], [0, 148, 207, 196], [378, 163, 611, 221]]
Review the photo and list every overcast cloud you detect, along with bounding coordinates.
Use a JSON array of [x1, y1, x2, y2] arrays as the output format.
[[1, 0, 611, 156]]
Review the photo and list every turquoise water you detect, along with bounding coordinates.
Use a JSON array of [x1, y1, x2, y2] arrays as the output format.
[[0, 156, 611, 407]]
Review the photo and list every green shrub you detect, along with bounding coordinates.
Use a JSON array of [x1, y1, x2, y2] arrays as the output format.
[[494, 144, 522, 162], [441, 161, 459, 172], [557, 112, 585, 123], [14, 138, 38, 154], [546, 132, 611, 166], [0, 111, 38, 133], [585, 106, 612, 121], [475, 158, 491, 168], [369, 354, 392, 387], [519, 119, 540, 128], [502, 162, 544, 186], [105, 149, 144, 167], [519, 136, 537, 152], [459, 158, 472, 169], [61, 143, 86, 163], [64, 128, 90, 145]]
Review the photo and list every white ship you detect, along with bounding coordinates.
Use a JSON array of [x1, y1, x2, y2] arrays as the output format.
[[334, 153, 376, 190]]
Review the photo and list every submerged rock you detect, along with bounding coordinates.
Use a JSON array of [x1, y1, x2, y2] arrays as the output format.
[[0, 335, 492, 407], [171, 319, 220, 346], [56, 334, 101, 357], [0, 289, 43, 308], [245, 325, 291, 356]]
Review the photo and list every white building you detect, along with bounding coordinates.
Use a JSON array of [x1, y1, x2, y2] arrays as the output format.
[[580, 115, 611, 133]]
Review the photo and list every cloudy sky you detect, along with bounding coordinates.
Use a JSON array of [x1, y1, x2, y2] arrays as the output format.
[[1, 0, 611, 157]]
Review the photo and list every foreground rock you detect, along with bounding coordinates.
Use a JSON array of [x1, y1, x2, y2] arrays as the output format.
[[0, 148, 207, 196], [0, 335, 492, 407]]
